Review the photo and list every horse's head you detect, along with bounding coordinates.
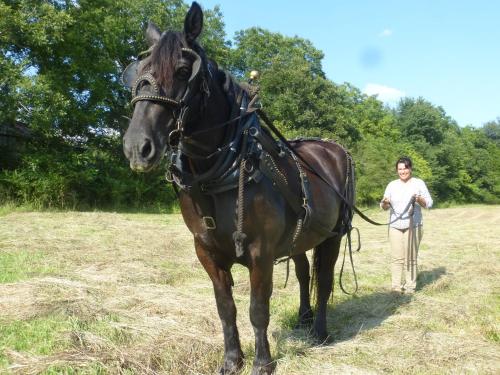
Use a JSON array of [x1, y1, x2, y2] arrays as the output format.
[[123, 2, 209, 172]]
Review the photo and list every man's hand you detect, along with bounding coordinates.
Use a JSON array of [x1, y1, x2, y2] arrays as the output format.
[[380, 197, 390, 210], [415, 194, 427, 208]]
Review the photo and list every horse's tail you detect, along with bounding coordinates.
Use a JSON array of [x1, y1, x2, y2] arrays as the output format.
[[310, 149, 356, 303], [310, 148, 354, 305]]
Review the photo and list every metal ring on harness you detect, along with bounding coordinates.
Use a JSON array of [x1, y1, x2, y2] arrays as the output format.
[[244, 160, 254, 173], [248, 126, 258, 137], [168, 129, 181, 147]]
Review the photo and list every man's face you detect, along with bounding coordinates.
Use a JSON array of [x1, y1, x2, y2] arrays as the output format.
[[397, 162, 412, 182]]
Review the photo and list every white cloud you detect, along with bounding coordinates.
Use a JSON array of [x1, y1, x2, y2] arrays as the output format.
[[379, 29, 393, 37], [363, 83, 405, 104]]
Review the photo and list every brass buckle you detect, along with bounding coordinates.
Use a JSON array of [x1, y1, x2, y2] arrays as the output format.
[[203, 216, 216, 230]]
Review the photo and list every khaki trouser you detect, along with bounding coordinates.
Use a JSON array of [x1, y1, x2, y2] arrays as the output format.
[[389, 225, 423, 292]]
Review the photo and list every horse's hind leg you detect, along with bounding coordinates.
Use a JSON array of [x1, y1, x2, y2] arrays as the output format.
[[194, 240, 244, 374], [312, 236, 341, 342], [292, 253, 313, 327]]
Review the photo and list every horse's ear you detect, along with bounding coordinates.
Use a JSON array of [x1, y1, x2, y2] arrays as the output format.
[[184, 2, 203, 43], [146, 21, 161, 46]]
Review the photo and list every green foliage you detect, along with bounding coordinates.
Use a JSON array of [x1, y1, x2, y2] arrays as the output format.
[[395, 97, 455, 146], [392, 98, 499, 204], [482, 118, 500, 145], [229, 27, 325, 79], [0, 1, 498, 209], [352, 136, 398, 204], [0, 136, 178, 210], [0, 0, 224, 211], [228, 29, 362, 145]]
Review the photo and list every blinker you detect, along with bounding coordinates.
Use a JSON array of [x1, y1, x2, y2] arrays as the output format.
[[122, 48, 201, 91], [121, 60, 140, 89]]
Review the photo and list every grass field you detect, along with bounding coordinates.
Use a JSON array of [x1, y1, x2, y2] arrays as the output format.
[[0, 206, 499, 374]]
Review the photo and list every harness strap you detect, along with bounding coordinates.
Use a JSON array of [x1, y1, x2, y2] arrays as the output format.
[[251, 124, 340, 238], [407, 201, 417, 280], [289, 150, 312, 228], [259, 152, 301, 213], [339, 227, 361, 294], [233, 158, 247, 258]]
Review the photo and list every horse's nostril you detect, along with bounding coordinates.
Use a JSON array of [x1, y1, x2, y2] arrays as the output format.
[[140, 139, 155, 160]]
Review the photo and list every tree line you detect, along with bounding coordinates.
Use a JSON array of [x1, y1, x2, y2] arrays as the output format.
[[1, 0, 499, 210]]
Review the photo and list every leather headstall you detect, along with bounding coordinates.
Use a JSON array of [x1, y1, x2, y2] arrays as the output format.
[[122, 47, 207, 145]]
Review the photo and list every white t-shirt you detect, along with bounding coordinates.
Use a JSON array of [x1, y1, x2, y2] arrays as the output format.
[[381, 177, 433, 229]]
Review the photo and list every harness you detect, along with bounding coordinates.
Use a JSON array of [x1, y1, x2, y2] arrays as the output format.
[[124, 46, 209, 144], [124, 47, 357, 291]]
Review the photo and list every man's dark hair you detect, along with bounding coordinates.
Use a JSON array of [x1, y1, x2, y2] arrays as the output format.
[[396, 156, 413, 170]]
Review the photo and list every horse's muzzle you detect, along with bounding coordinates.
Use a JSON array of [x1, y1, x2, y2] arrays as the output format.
[[123, 136, 158, 172]]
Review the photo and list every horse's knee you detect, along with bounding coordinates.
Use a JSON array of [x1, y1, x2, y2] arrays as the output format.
[[250, 299, 270, 329]]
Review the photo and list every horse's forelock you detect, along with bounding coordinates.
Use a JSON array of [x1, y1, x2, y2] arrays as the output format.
[[150, 31, 183, 88]]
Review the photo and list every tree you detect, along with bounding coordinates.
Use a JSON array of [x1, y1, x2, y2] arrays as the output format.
[[482, 118, 500, 145], [227, 28, 367, 145], [395, 97, 456, 146], [0, 0, 228, 209], [228, 27, 324, 79]]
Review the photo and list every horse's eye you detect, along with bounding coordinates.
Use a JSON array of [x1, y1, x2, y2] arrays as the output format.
[[176, 66, 191, 80]]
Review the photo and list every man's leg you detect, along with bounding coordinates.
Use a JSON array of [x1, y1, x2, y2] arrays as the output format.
[[389, 227, 405, 292], [404, 225, 423, 293]]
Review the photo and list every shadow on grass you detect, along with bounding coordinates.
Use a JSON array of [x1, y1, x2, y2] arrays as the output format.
[[416, 266, 446, 291], [274, 266, 447, 351]]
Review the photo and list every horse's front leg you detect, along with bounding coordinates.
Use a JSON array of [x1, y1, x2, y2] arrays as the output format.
[[249, 252, 275, 375], [194, 239, 244, 374]]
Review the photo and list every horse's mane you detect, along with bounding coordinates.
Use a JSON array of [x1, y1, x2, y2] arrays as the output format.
[[219, 71, 241, 104], [147, 30, 251, 111], [218, 70, 256, 110], [148, 31, 183, 88]]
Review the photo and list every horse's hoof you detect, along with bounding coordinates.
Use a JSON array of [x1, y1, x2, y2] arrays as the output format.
[[251, 361, 276, 375], [312, 330, 332, 345], [219, 357, 244, 374], [219, 364, 240, 375], [295, 309, 314, 329]]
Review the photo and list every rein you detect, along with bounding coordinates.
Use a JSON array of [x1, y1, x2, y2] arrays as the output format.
[[125, 44, 413, 296], [254, 107, 418, 295], [255, 108, 416, 227]]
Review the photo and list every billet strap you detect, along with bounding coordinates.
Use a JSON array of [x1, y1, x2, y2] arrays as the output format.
[[259, 151, 301, 214]]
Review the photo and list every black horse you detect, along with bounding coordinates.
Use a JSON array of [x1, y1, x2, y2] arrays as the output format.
[[122, 3, 355, 374]]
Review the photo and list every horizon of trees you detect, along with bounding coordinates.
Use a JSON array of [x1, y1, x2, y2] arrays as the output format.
[[1, 0, 499, 211]]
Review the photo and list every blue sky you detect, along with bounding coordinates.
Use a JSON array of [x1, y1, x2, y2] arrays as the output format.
[[200, 0, 499, 128]]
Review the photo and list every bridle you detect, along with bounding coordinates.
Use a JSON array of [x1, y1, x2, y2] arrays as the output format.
[[123, 46, 209, 149]]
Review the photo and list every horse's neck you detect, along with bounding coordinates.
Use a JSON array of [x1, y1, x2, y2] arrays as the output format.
[[183, 80, 233, 172]]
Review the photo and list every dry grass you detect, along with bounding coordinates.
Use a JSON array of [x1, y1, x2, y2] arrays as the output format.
[[0, 206, 499, 374]]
